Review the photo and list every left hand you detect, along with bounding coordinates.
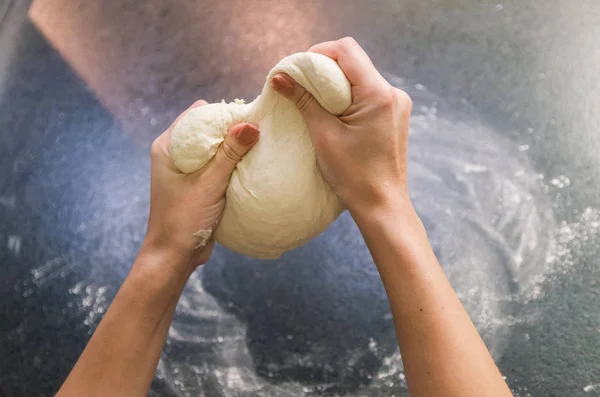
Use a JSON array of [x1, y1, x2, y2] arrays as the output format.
[[143, 100, 260, 273]]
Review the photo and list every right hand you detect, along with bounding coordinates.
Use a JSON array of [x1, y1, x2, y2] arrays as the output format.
[[271, 37, 413, 215]]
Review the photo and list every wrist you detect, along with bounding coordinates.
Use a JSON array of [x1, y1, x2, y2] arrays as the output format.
[[142, 227, 196, 262], [133, 239, 196, 285], [346, 184, 414, 224], [116, 245, 191, 327], [348, 190, 439, 278], [349, 189, 429, 249]]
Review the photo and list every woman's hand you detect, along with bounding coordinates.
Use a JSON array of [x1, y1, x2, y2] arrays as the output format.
[[273, 38, 513, 397], [56, 101, 259, 397], [271, 37, 413, 216], [143, 100, 260, 273]]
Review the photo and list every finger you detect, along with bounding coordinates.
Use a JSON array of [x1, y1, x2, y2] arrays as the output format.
[[192, 99, 209, 107], [201, 123, 260, 180], [270, 73, 334, 129], [309, 37, 379, 87]]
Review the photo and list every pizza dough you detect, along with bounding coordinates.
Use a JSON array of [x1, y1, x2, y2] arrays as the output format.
[[170, 52, 352, 259]]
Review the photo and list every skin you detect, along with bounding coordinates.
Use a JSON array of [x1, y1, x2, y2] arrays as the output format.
[[56, 38, 513, 397]]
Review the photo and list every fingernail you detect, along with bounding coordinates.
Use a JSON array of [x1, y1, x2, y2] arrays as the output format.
[[270, 73, 295, 97], [236, 124, 260, 146]]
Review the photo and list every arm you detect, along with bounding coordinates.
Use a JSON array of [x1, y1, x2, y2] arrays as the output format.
[[56, 101, 260, 397], [272, 37, 513, 397], [55, 247, 192, 397], [352, 198, 511, 397]]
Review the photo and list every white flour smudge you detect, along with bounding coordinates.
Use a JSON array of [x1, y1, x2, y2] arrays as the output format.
[[68, 282, 109, 328], [584, 383, 600, 393], [0, 195, 16, 208], [31, 255, 74, 287], [194, 228, 212, 249], [7, 235, 21, 256]]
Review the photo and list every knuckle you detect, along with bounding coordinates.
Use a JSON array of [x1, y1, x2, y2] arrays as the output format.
[[192, 99, 207, 108], [221, 141, 242, 163], [394, 89, 413, 115], [296, 90, 315, 112], [382, 86, 396, 106], [369, 85, 395, 109], [150, 138, 162, 158], [340, 36, 358, 48], [337, 37, 360, 57]]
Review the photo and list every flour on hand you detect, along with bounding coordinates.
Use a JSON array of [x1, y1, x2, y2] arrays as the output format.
[[170, 53, 352, 259], [193, 229, 213, 249]]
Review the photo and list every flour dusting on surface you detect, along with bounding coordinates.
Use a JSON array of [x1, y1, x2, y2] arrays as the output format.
[[40, 80, 597, 397], [584, 383, 600, 393]]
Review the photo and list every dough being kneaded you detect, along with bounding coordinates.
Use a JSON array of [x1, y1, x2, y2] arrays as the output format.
[[170, 52, 352, 259]]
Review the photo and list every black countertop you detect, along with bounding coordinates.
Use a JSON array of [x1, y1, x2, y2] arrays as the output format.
[[1, 0, 599, 396]]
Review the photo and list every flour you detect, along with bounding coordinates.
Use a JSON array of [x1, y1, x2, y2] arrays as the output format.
[[193, 228, 212, 249]]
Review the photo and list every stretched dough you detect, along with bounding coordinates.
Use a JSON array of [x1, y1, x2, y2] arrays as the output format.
[[170, 52, 352, 259]]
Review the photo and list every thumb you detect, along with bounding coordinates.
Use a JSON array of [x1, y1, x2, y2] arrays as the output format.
[[203, 123, 260, 179], [271, 73, 332, 126]]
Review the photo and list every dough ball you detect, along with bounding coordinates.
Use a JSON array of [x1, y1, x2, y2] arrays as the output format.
[[170, 52, 351, 259]]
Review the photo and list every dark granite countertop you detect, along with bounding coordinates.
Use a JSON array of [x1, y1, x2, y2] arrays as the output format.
[[1, 0, 599, 396]]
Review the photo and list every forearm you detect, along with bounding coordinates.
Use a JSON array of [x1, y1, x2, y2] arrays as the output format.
[[56, 246, 191, 397], [351, 198, 512, 397]]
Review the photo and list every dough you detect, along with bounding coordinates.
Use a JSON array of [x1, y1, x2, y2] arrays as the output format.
[[170, 52, 352, 259]]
